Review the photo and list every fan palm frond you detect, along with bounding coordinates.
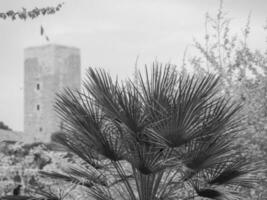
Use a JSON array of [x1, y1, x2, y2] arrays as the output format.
[[138, 64, 178, 124], [181, 136, 233, 181], [45, 64, 262, 200], [55, 89, 104, 148], [205, 158, 264, 188], [87, 185, 114, 200], [51, 132, 103, 169], [180, 97, 243, 181], [39, 171, 94, 188], [115, 82, 150, 137], [139, 65, 224, 148], [64, 165, 108, 186], [125, 141, 175, 175], [55, 89, 125, 161], [84, 68, 121, 121], [85, 67, 149, 140], [191, 181, 243, 200]]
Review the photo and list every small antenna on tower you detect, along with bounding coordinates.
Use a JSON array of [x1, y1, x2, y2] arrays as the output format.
[[40, 25, 50, 42]]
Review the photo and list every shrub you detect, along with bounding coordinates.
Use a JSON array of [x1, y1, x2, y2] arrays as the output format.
[[43, 64, 263, 200]]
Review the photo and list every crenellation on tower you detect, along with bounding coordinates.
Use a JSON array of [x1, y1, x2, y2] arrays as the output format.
[[24, 44, 81, 142]]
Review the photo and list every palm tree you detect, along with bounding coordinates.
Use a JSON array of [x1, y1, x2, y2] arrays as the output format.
[[42, 63, 263, 200]]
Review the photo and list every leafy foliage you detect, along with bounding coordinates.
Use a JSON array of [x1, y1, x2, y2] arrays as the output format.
[[43, 64, 263, 200], [183, 0, 267, 198], [0, 2, 64, 20]]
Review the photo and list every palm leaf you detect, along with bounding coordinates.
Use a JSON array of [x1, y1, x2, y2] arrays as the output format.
[[205, 158, 264, 188], [65, 165, 108, 186], [55, 89, 125, 161], [83, 68, 122, 121], [139, 64, 224, 148], [51, 132, 104, 169], [51, 63, 261, 200], [191, 181, 243, 200], [87, 185, 114, 200], [39, 171, 94, 188]]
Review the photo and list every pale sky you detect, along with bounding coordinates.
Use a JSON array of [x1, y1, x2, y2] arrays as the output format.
[[0, 0, 267, 131]]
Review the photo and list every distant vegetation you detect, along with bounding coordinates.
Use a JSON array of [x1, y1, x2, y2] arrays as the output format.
[[182, 0, 267, 197], [0, 2, 64, 20], [0, 121, 11, 131]]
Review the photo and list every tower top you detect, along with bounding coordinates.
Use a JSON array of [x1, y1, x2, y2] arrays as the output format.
[[25, 43, 80, 51], [24, 44, 80, 59]]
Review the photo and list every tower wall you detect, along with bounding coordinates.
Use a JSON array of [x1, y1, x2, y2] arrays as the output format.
[[24, 44, 81, 142]]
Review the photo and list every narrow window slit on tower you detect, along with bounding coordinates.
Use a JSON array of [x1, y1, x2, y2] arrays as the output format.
[[37, 83, 40, 90], [39, 127, 42, 132], [37, 104, 40, 110]]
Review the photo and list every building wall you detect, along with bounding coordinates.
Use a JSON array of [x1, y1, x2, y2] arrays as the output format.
[[24, 44, 81, 142]]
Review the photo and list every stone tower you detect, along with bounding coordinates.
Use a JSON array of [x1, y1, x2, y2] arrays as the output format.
[[24, 44, 81, 142]]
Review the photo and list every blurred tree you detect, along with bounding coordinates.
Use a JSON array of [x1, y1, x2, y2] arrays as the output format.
[[0, 121, 11, 130], [183, 0, 267, 198], [0, 2, 64, 20]]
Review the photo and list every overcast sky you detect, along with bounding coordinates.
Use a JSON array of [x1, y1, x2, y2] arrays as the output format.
[[0, 0, 267, 131]]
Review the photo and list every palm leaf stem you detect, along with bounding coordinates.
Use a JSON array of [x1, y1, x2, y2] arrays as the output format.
[[112, 161, 137, 200]]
